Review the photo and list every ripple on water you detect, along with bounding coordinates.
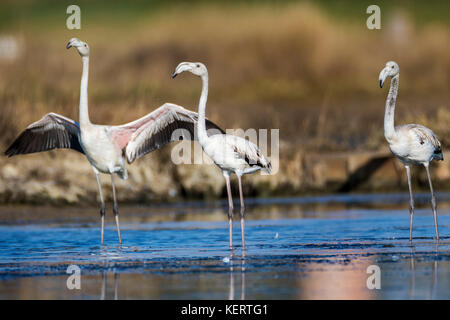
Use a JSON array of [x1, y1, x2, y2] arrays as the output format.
[[0, 196, 449, 299]]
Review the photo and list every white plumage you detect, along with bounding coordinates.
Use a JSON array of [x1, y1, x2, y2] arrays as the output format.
[[172, 62, 271, 249], [379, 61, 442, 241], [202, 134, 271, 176], [5, 39, 223, 245]]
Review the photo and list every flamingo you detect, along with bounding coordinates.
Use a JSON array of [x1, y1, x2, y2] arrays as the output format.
[[379, 61, 443, 241], [171, 62, 272, 249], [4, 38, 223, 245]]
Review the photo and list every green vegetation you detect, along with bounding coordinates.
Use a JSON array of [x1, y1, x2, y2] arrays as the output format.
[[1, 0, 449, 30]]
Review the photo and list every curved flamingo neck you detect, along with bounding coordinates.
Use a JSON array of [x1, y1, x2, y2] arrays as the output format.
[[197, 72, 209, 145], [384, 74, 399, 142], [79, 56, 91, 126]]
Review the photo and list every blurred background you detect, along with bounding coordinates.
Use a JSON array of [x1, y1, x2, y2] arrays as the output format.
[[0, 0, 449, 205], [0, 0, 450, 301]]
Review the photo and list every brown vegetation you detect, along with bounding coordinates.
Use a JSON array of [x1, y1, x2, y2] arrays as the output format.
[[0, 2, 449, 202], [1, 3, 449, 150]]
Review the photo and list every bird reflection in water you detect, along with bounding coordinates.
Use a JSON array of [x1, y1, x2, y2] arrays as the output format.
[[100, 270, 119, 300], [408, 243, 439, 300], [228, 252, 246, 300]]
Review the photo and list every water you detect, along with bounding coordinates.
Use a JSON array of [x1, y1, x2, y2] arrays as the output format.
[[0, 193, 449, 299]]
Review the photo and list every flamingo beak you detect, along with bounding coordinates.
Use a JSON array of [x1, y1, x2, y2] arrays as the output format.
[[379, 68, 388, 88], [66, 38, 82, 50], [172, 62, 194, 78]]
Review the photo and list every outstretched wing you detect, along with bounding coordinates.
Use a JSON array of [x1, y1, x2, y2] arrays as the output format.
[[4, 113, 83, 157], [113, 103, 224, 164]]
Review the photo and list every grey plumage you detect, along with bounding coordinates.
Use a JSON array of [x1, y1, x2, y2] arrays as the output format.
[[379, 61, 442, 241], [5, 113, 83, 157], [123, 103, 224, 164]]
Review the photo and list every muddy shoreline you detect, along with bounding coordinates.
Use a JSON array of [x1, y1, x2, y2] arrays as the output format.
[[1, 147, 449, 205]]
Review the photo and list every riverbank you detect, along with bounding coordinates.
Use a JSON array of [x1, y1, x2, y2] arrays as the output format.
[[0, 145, 449, 205]]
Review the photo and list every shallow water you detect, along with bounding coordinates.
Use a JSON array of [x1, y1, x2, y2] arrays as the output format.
[[0, 193, 449, 299]]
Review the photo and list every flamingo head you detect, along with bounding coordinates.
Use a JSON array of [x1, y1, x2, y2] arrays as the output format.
[[172, 62, 207, 78], [379, 61, 399, 88], [66, 38, 90, 57]]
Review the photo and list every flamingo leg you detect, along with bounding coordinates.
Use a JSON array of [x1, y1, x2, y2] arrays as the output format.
[[111, 174, 122, 244], [94, 171, 105, 245], [237, 175, 246, 249], [225, 174, 234, 249], [405, 165, 414, 241], [424, 163, 439, 241]]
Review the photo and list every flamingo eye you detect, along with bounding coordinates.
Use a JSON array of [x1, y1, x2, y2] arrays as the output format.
[[391, 65, 394, 69], [196, 64, 200, 68]]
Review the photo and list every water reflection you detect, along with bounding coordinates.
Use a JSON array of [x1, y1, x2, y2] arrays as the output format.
[[100, 270, 119, 300], [228, 252, 246, 300], [409, 245, 415, 299], [0, 194, 449, 299], [295, 255, 377, 299], [408, 243, 440, 300], [5, 192, 450, 226], [429, 243, 438, 300], [96, 253, 247, 300]]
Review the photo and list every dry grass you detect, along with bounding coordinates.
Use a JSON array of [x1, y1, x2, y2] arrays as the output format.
[[0, 2, 449, 153]]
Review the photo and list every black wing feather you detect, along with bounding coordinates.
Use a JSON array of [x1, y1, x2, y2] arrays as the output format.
[[129, 118, 224, 162], [4, 113, 83, 157]]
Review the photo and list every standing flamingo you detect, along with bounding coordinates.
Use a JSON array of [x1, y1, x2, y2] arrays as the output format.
[[172, 62, 272, 249], [379, 61, 443, 241], [5, 38, 223, 245]]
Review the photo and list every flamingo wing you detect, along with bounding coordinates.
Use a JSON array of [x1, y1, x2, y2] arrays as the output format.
[[400, 124, 442, 151], [4, 113, 83, 157], [229, 136, 272, 173], [115, 103, 224, 164]]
